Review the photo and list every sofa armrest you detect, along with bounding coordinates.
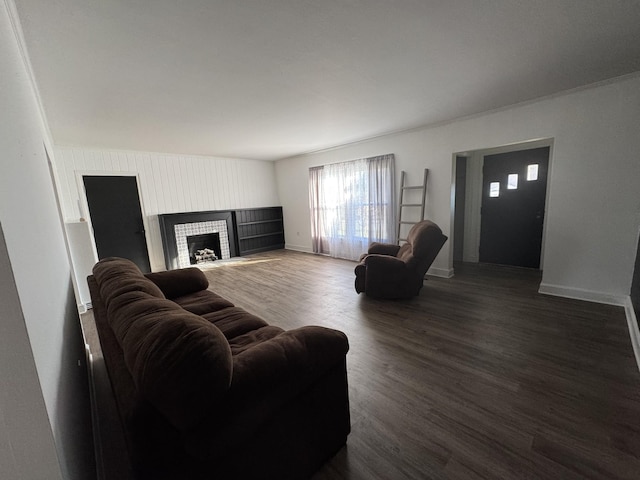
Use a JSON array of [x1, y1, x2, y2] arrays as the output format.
[[231, 325, 349, 395], [367, 242, 401, 257], [183, 326, 349, 459], [145, 267, 209, 299]]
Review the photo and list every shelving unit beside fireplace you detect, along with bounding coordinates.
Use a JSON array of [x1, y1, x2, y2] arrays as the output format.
[[234, 207, 285, 255]]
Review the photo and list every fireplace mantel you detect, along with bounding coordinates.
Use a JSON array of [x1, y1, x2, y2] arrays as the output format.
[[158, 210, 237, 270]]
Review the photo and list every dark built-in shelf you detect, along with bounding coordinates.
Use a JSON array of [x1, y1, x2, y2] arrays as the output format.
[[235, 207, 285, 256], [239, 232, 283, 240], [238, 219, 280, 226]]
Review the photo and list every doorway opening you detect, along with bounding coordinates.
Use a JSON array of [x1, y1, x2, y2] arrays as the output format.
[[452, 139, 552, 271]]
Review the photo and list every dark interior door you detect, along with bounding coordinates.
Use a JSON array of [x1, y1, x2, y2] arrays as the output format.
[[83, 175, 151, 272], [479, 147, 549, 269]]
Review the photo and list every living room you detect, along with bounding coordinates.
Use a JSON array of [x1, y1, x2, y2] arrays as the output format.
[[2, 1, 640, 479]]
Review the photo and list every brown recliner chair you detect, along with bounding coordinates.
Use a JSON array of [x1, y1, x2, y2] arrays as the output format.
[[354, 220, 447, 299]]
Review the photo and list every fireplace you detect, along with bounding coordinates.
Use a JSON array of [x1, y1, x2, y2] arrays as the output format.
[[174, 220, 229, 268], [158, 210, 238, 270], [187, 233, 221, 264]]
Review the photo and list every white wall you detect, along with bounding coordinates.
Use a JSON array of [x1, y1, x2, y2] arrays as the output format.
[[0, 224, 63, 480], [276, 74, 640, 303], [462, 151, 484, 263], [1, 1, 94, 478], [55, 146, 280, 275]]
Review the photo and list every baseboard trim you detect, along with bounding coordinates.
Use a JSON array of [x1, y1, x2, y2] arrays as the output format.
[[623, 297, 640, 373], [284, 244, 313, 253], [427, 267, 454, 279], [538, 283, 627, 306]]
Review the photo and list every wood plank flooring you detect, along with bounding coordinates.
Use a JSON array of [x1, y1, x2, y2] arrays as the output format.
[[198, 250, 640, 480]]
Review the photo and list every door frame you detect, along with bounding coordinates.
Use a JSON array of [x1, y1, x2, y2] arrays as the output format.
[[75, 171, 153, 269], [450, 138, 554, 271]]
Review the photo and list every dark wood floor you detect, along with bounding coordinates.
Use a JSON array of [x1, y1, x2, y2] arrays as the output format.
[[84, 249, 640, 479], [199, 250, 640, 480]]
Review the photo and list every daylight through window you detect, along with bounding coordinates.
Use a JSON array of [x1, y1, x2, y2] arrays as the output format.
[[309, 154, 395, 260]]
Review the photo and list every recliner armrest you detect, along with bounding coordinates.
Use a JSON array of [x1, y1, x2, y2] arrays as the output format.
[[367, 242, 401, 257], [363, 253, 407, 274]]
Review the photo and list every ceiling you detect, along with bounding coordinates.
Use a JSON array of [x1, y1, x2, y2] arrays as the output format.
[[14, 0, 640, 161]]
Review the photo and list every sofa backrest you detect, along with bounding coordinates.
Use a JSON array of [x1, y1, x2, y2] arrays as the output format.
[[93, 257, 166, 303], [92, 257, 233, 431]]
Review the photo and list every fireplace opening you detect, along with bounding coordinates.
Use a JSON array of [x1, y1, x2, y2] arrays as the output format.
[[187, 233, 221, 265]]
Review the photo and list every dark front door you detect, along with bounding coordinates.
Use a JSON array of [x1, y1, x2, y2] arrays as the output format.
[[83, 175, 151, 272], [479, 147, 549, 269]]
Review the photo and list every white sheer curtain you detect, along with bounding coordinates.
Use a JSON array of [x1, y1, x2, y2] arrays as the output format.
[[309, 154, 395, 260]]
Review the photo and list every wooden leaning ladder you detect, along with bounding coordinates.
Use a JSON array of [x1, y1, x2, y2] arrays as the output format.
[[397, 168, 429, 243]]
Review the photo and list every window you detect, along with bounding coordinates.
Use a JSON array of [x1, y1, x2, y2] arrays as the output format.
[[309, 154, 395, 260], [489, 182, 500, 197], [507, 174, 518, 190], [527, 164, 539, 181]]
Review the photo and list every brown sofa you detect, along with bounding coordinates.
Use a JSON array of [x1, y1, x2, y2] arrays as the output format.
[[354, 220, 447, 299], [88, 257, 350, 480]]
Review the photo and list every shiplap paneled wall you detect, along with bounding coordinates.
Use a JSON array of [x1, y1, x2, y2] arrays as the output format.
[[54, 146, 280, 271]]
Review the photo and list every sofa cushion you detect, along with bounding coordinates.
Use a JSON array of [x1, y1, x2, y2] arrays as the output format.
[[171, 289, 235, 315], [228, 325, 285, 355], [201, 306, 270, 339]]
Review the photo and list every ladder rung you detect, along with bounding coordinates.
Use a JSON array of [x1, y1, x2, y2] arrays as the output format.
[[397, 168, 428, 244]]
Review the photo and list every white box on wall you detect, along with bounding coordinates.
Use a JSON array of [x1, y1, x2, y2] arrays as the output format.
[[65, 221, 98, 311]]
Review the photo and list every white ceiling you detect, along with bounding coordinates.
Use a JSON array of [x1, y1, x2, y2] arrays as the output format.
[[14, 0, 640, 161]]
